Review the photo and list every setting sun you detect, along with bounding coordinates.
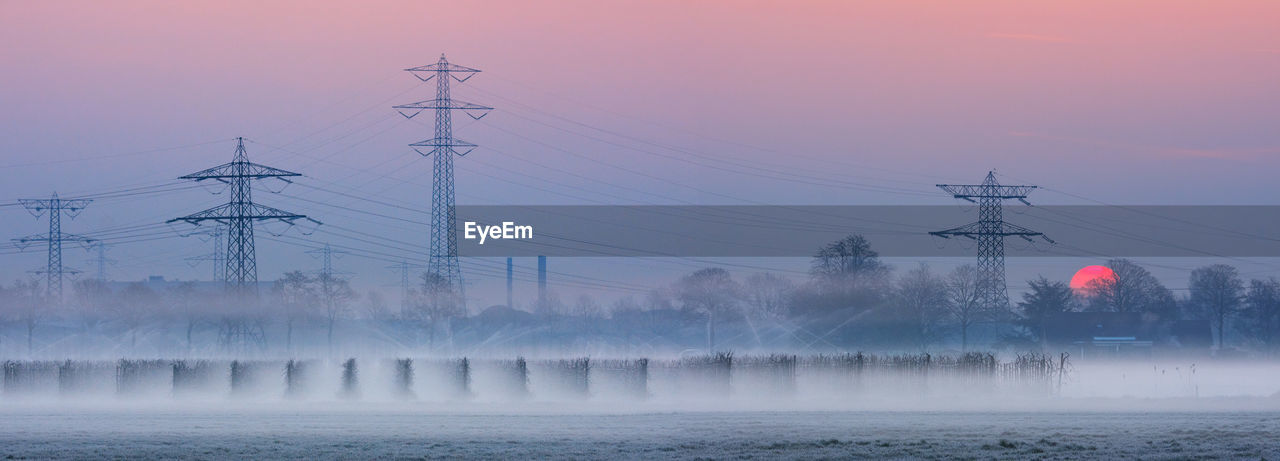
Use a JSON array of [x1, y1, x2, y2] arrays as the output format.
[[1070, 264, 1115, 293]]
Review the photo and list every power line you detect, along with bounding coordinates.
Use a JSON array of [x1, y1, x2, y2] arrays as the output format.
[[480, 92, 938, 197], [480, 73, 952, 185], [0, 139, 231, 170]]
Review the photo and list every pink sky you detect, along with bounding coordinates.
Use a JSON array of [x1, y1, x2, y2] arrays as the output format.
[[2, 1, 1279, 292], [3, 2, 1277, 198]]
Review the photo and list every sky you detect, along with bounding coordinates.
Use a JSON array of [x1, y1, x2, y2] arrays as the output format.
[[1, 1, 1279, 308]]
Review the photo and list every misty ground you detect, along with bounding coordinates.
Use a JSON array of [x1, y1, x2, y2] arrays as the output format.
[[2, 359, 1279, 459], [1, 402, 1279, 460]]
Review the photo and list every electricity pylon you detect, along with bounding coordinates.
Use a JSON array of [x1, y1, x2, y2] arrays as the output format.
[[307, 242, 350, 310], [184, 224, 226, 283], [386, 260, 424, 311], [88, 242, 116, 282], [931, 171, 1053, 310], [13, 193, 93, 305], [394, 54, 492, 311], [306, 243, 348, 279], [307, 243, 351, 357], [169, 137, 319, 351]]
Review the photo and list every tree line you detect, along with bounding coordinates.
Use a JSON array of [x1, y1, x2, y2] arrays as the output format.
[[1, 234, 1279, 356]]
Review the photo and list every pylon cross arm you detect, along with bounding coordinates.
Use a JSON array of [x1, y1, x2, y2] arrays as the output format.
[[930, 221, 1053, 242], [410, 137, 478, 157], [11, 233, 92, 245], [936, 184, 1037, 199], [405, 62, 480, 74], [12, 234, 52, 244], [409, 137, 477, 149], [32, 267, 81, 275], [179, 161, 302, 181], [59, 233, 95, 244], [168, 203, 317, 224], [18, 198, 91, 216], [393, 99, 493, 120]]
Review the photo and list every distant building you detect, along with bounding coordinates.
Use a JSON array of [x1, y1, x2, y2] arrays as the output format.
[[1045, 312, 1211, 359]]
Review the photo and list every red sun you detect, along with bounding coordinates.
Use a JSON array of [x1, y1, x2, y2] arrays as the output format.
[[1070, 265, 1115, 294]]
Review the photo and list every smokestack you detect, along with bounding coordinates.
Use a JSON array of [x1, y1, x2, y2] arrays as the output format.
[[506, 257, 514, 308], [538, 255, 547, 310]]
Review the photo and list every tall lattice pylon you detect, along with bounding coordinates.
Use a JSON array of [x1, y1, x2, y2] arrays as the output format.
[[13, 193, 93, 306], [393, 54, 492, 310], [307, 242, 350, 309], [306, 243, 348, 279], [386, 260, 423, 311], [169, 138, 318, 350], [88, 242, 116, 282], [184, 224, 226, 283], [931, 171, 1053, 310]]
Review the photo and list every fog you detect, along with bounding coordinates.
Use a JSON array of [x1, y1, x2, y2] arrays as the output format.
[[4, 242, 1280, 414], [4, 353, 1278, 413]]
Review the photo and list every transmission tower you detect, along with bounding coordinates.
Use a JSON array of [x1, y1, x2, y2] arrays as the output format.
[[394, 54, 492, 310], [307, 243, 350, 356], [307, 242, 350, 304], [169, 138, 318, 350], [386, 260, 424, 311], [931, 171, 1053, 310], [88, 242, 116, 282], [184, 224, 226, 283], [13, 193, 93, 305], [306, 243, 349, 279]]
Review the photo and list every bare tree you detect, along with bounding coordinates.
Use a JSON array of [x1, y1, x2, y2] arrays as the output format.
[[406, 272, 464, 352], [115, 283, 159, 353], [674, 268, 741, 353], [73, 278, 112, 349], [0, 282, 18, 353], [740, 272, 794, 347], [1243, 278, 1280, 355], [572, 294, 604, 319], [12, 280, 44, 356], [743, 272, 793, 321], [317, 272, 357, 356], [794, 234, 892, 318], [611, 295, 657, 355], [362, 290, 391, 320], [166, 281, 201, 354], [810, 235, 889, 281], [1189, 264, 1244, 348], [893, 264, 948, 351], [944, 265, 989, 350], [1085, 259, 1175, 316], [532, 289, 566, 316], [273, 271, 317, 354], [610, 295, 643, 315], [643, 288, 675, 311]]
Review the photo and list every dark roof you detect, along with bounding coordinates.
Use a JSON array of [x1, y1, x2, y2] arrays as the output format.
[[1044, 312, 1158, 344]]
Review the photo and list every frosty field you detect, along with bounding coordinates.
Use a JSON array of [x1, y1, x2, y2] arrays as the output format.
[[1, 403, 1279, 460], [3, 357, 1279, 459]]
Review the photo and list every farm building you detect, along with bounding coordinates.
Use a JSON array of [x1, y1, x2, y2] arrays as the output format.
[[1044, 312, 1211, 359]]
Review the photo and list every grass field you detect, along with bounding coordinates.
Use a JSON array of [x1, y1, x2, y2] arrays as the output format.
[[1, 402, 1278, 459]]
